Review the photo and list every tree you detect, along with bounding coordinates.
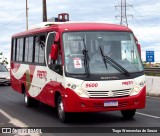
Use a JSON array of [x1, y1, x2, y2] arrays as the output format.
[[2, 58, 8, 65], [0, 52, 8, 66]]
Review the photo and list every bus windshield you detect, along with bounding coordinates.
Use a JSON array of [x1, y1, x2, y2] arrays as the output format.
[[63, 31, 143, 75]]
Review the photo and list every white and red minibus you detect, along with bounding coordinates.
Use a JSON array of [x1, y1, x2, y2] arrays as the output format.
[[11, 22, 146, 122]]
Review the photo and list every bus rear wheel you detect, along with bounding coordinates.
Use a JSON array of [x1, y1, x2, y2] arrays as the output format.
[[24, 89, 39, 107], [57, 96, 69, 122], [121, 109, 136, 119]]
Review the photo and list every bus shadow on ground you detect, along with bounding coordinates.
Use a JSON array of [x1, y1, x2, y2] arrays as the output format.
[[65, 112, 135, 125], [33, 103, 135, 125]]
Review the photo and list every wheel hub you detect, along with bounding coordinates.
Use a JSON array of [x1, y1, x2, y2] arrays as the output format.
[[58, 101, 64, 119]]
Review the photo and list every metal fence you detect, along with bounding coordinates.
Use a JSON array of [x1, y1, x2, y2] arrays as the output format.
[[144, 67, 160, 76]]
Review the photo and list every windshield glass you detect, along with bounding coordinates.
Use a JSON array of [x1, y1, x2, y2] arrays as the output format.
[[63, 31, 143, 75], [0, 64, 8, 72]]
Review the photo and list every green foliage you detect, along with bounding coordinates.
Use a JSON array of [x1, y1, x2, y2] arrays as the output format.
[[0, 52, 8, 66], [2, 60, 8, 65]]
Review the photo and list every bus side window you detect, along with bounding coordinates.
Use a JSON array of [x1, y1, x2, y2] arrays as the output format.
[[11, 39, 16, 61], [34, 34, 45, 64], [25, 37, 34, 63], [46, 32, 62, 75]]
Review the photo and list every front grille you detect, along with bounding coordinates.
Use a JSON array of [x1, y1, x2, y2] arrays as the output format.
[[87, 89, 131, 98]]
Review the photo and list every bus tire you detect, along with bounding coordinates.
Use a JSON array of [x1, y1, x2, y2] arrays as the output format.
[[24, 90, 33, 107], [57, 96, 69, 122], [121, 109, 136, 119], [24, 89, 39, 107]]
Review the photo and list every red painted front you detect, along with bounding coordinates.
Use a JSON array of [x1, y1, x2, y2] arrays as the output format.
[[62, 86, 146, 112]]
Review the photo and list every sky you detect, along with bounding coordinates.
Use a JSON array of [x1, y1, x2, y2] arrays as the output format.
[[0, 0, 160, 66]]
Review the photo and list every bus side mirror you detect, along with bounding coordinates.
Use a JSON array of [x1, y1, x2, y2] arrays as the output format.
[[137, 44, 141, 56], [54, 32, 59, 42], [51, 44, 58, 60]]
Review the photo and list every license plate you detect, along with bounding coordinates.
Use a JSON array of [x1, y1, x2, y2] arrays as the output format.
[[104, 101, 118, 107]]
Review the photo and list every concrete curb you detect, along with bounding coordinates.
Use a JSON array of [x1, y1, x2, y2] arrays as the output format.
[[146, 76, 160, 97]]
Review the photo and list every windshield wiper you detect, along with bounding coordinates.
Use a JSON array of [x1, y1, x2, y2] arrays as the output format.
[[99, 46, 108, 70], [99, 46, 130, 76], [82, 39, 90, 76]]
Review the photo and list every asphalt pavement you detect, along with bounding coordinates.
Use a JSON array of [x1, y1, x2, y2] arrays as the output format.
[[0, 85, 160, 136]]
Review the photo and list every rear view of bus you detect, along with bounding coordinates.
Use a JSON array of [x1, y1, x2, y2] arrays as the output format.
[[11, 22, 146, 122]]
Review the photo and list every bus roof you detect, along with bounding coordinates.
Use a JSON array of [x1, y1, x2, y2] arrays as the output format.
[[12, 22, 132, 38]]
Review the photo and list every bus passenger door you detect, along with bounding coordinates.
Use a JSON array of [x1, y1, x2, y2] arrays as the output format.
[[45, 32, 63, 106]]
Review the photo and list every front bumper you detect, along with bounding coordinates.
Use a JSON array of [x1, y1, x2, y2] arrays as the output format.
[[63, 86, 146, 112], [0, 78, 11, 85]]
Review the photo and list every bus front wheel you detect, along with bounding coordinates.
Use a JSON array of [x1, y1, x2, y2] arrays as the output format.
[[57, 96, 69, 122], [121, 109, 136, 119]]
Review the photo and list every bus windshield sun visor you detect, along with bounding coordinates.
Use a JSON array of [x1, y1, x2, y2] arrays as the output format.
[[99, 46, 130, 76]]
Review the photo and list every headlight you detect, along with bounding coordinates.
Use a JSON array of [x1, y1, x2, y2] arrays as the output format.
[[130, 86, 140, 96], [67, 83, 84, 96], [130, 81, 145, 96], [133, 86, 140, 93], [75, 88, 83, 95], [6, 76, 10, 80]]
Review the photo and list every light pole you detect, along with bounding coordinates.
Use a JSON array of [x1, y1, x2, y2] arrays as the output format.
[[26, 0, 29, 30], [43, 0, 47, 22]]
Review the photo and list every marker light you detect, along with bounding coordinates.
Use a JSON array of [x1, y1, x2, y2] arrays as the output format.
[[67, 83, 71, 87], [71, 85, 76, 90]]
